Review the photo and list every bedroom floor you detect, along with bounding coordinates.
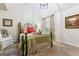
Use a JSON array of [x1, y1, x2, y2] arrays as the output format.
[[33, 41, 79, 56], [0, 41, 79, 56], [0, 43, 20, 56]]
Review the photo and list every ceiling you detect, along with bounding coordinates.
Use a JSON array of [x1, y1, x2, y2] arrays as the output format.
[[0, 3, 25, 10], [0, 3, 79, 11], [5, 3, 25, 10], [0, 3, 7, 10], [0, 3, 79, 12], [57, 3, 79, 11]]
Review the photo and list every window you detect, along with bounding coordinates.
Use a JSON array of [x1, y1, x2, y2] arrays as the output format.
[[40, 3, 48, 9]]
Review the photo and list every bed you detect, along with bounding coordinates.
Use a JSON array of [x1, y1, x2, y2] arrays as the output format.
[[19, 33, 53, 55]]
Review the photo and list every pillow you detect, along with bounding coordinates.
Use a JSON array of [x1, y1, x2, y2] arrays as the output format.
[[0, 29, 8, 38], [0, 31, 2, 38]]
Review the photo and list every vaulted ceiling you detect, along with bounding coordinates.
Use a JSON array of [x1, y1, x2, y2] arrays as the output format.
[[57, 3, 79, 11], [0, 3, 7, 10], [0, 3, 79, 11], [0, 3, 79, 13]]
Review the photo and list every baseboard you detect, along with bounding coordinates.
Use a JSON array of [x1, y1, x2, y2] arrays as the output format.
[[56, 40, 79, 48]]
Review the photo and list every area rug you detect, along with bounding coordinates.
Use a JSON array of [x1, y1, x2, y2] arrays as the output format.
[[0, 43, 21, 56]]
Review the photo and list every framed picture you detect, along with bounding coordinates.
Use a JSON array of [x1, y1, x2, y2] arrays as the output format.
[[65, 14, 79, 29], [3, 18, 12, 26]]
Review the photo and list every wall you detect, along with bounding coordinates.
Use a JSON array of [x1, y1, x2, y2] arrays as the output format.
[[26, 3, 79, 47], [26, 4, 79, 47], [0, 6, 26, 42], [54, 12, 64, 42], [25, 3, 42, 30], [0, 4, 41, 42], [55, 5, 79, 47], [1, 3, 79, 47]]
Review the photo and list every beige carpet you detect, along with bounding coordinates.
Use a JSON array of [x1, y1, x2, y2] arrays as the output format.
[[0, 43, 21, 56], [32, 41, 79, 56], [0, 41, 79, 56]]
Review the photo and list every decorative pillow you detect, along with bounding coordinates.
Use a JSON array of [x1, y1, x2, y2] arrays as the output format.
[[0, 29, 8, 38], [0, 31, 2, 38]]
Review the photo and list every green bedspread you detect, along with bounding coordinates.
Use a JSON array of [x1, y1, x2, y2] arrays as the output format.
[[20, 34, 52, 54], [27, 34, 51, 48]]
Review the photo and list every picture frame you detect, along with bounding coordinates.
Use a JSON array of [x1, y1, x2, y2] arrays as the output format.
[[3, 18, 12, 26], [65, 14, 79, 29]]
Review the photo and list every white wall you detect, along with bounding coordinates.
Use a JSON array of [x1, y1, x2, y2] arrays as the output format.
[[54, 12, 64, 42], [1, 3, 79, 47], [24, 3, 79, 47], [25, 4, 79, 47], [38, 3, 79, 47], [25, 3, 41, 30], [55, 5, 79, 47], [0, 4, 42, 42], [0, 6, 26, 42]]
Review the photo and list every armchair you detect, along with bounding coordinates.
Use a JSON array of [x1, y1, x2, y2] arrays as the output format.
[[0, 29, 13, 49]]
